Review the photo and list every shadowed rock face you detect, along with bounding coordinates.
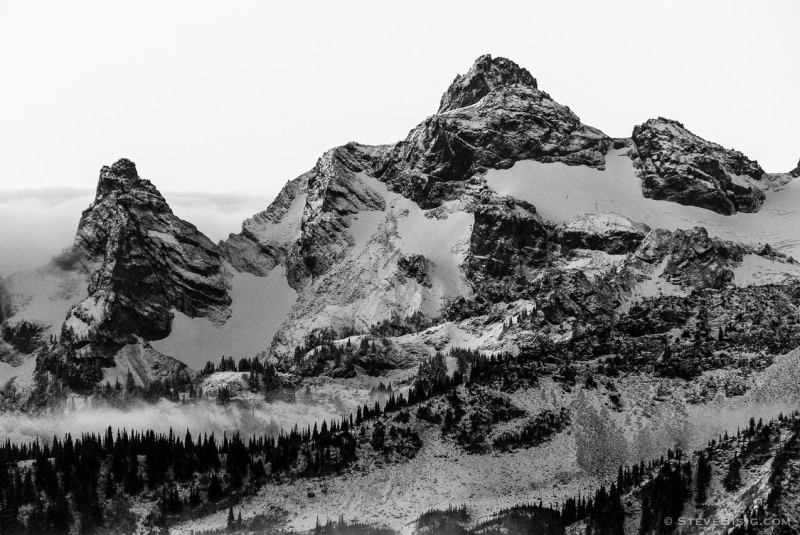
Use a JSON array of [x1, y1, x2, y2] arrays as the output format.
[[631, 118, 766, 215], [468, 197, 551, 281], [68, 158, 231, 344]]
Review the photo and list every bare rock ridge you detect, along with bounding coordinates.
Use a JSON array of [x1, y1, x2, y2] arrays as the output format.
[[221, 144, 385, 288], [630, 117, 766, 214]]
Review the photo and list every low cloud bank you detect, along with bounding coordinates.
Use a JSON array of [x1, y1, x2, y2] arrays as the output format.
[[0, 398, 342, 445]]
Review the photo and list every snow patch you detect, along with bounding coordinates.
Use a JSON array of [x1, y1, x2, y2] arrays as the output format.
[[486, 149, 800, 258], [733, 254, 800, 287], [5, 264, 91, 332], [151, 265, 297, 368], [244, 188, 307, 246]]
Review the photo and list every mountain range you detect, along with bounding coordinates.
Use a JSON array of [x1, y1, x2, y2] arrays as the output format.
[[1, 55, 800, 534]]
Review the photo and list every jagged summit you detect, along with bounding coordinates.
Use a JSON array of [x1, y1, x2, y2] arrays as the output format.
[[94, 157, 156, 198], [437, 54, 538, 113], [107, 157, 138, 179], [791, 157, 800, 178], [34, 158, 234, 390]]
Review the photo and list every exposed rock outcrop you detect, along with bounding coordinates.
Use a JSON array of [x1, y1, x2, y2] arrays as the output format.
[[466, 197, 551, 302], [634, 227, 746, 289], [220, 56, 799, 361], [224, 145, 385, 290], [285, 146, 386, 288], [630, 118, 766, 214]]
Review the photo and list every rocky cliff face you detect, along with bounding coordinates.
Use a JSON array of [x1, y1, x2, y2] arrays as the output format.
[[223, 145, 385, 289], [220, 173, 308, 277], [630, 118, 766, 214], [465, 196, 553, 304]]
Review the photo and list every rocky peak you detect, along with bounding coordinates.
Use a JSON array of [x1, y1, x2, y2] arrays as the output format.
[[438, 54, 538, 113], [631, 118, 765, 215], [67, 159, 231, 343], [94, 158, 158, 199], [375, 57, 608, 207], [108, 157, 138, 179], [35, 159, 234, 392], [791, 158, 800, 178]]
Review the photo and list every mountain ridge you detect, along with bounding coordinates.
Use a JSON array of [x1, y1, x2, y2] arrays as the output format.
[[1, 54, 800, 535], [1, 53, 798, 397]]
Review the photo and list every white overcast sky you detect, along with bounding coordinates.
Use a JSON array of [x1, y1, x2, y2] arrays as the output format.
[[0, 0, 798, 273]]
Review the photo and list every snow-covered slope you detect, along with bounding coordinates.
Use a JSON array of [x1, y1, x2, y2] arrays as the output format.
[[266, 170, 475, 356], [4, 263, 92, 333]]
